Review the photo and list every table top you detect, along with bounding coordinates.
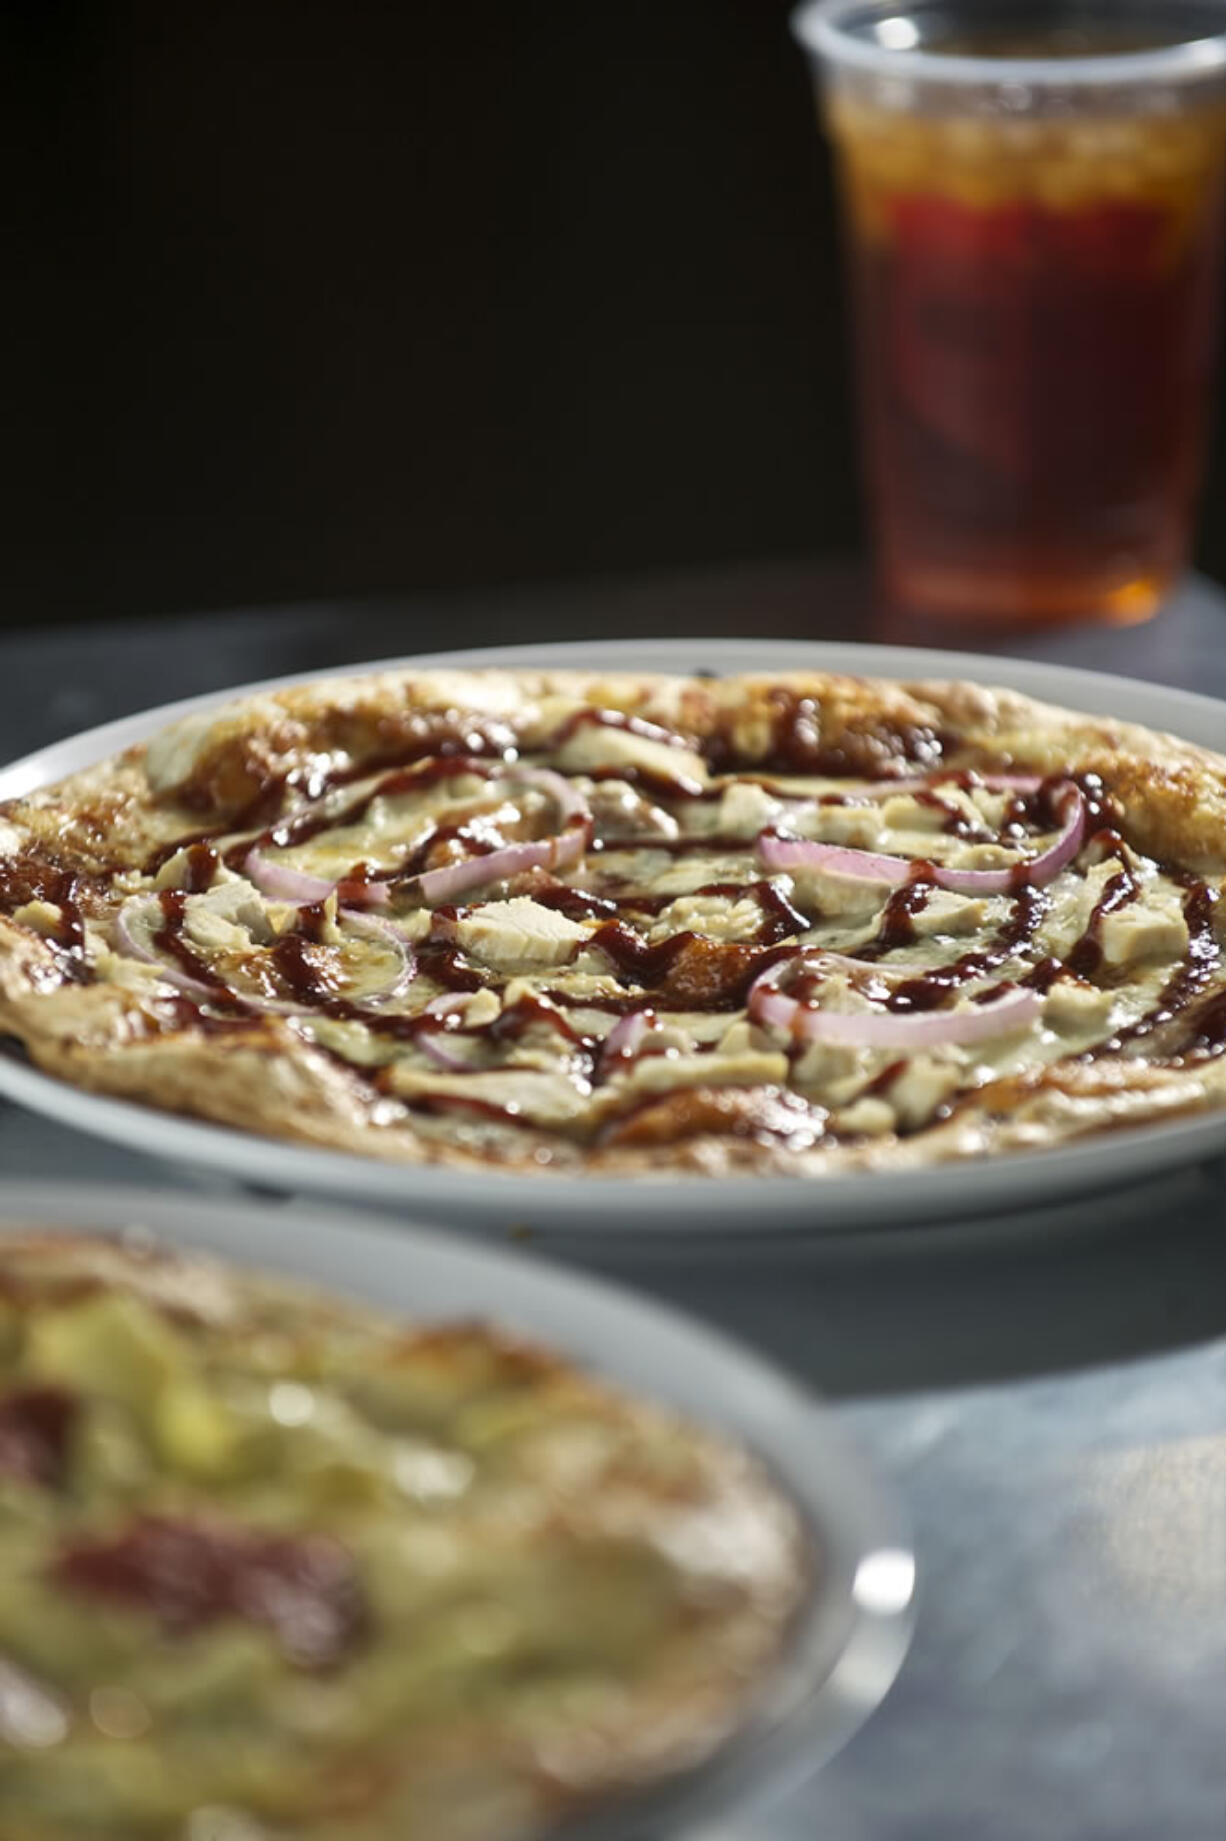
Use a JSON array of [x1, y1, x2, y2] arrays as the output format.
[[4, 564, 1226, 1841]]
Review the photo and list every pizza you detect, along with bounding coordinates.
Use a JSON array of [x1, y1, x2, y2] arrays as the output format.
[[0, 665, 1224, 1178], [0, 1230, 808, 1839]]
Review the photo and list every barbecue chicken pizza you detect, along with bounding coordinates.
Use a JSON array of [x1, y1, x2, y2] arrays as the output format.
[[0, 1231, 808, 1839], [0, 666, 1224, 1177]]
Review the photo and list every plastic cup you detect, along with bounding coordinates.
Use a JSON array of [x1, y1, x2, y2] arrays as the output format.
[[793, 1, 1226, 627]]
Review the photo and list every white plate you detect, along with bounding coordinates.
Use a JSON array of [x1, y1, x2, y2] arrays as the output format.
[[0, 1179, 912, 1837], [1, 636, 1225, 1237]]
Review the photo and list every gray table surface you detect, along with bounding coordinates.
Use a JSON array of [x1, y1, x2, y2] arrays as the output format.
[[3, 565, 1225, 1840]]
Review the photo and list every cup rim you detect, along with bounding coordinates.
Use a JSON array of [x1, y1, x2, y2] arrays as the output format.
[[791, 0, 1226, 86]]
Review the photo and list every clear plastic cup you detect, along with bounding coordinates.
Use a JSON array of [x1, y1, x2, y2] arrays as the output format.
[[793, 1, 1226, 627]]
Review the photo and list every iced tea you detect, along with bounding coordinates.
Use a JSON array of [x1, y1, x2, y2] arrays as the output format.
[[798, 4, 1226, 626]]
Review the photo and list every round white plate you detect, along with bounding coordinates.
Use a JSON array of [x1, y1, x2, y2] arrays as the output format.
[[0, 1179, 912, 1837], [1, 636, 1224, 1236]]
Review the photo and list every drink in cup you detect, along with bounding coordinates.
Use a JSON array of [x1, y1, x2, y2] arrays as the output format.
[[793, 2, 1226, 625]]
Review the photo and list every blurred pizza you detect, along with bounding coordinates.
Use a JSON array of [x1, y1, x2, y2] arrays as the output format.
[[0, 1230, 807, 1839]]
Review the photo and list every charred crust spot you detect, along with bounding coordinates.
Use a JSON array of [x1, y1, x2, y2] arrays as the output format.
[[656, 938, 764, 1008], [389, 1321, 564, 1388], [170, 711, 519, 824], [706, 687, 949, 777], [600, 1084, 824, 1149]]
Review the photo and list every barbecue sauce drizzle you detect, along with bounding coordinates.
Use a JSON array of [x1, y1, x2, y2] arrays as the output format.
[[0, 857, 90, 984]]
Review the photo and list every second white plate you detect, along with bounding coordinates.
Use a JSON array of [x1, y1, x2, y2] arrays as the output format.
[[0, 1179, 913, 1837]]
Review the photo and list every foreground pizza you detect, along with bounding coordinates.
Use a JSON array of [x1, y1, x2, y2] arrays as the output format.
[[0, 667, 1225, 1176], [0, 1233, 807, 1839]]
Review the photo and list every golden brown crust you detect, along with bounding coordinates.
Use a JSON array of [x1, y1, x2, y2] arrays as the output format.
[[18, 667, 1226, 870], [1, 666, 1225, 1182]]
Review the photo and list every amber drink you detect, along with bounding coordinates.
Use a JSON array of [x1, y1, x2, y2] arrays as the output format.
[[794, 2, 1226, 625]]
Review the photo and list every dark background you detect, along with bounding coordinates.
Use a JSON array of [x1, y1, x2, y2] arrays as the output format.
[[5, 0, 1225, 634]]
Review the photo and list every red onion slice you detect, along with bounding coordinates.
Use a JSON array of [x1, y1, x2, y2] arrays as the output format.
[[114, 898, 413, 1016], [243, 848, 392, 909], [748, 954, 1040, 1048], [597, 1008, 656, 1078], [241, 931, 411, 1016], [407, 768, 591, 902], [249, 766, 591, 909], [335, 912, 416, 1009], [412, 827, 586, 904], [414, 990, 489, 1067], [115, 897, 300, 1016], [114, 896, 217, 1003], [760, 836, 917, 883], [511, 767, 592, 831], [414, 1029, 472, 1071], [423, 992, 472, 1019], [749, 984, 799, 1035], [236, 912, 413, 1016], [807, 984, 1040, 1048], [936, 781, 1084, 893], [745, 947, 926, 1025], [758, 781, 1084, 897]]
